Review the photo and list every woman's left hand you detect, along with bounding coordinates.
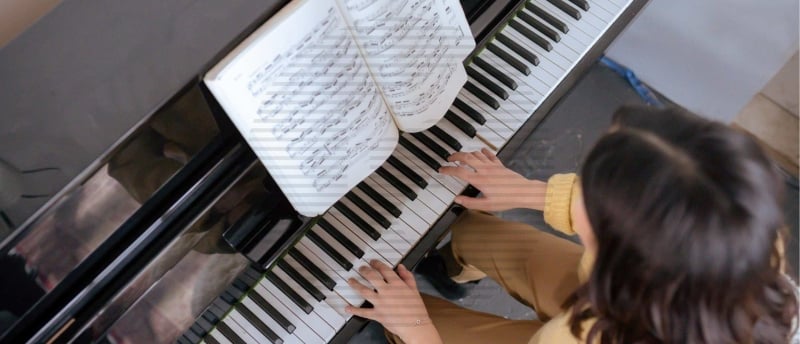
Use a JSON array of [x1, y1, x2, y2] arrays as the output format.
[[345, 261, 442, 344]]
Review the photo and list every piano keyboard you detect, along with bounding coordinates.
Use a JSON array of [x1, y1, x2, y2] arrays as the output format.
[[181, 0, 637, 342]]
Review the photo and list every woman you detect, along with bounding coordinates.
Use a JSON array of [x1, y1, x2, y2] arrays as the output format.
[[345, 106, 799, 343]]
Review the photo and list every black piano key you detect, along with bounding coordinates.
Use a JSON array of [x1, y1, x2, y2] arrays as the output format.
[[517, 11, 561, 42], [509, 20, 553, 51], [495, 34, 540, 66], [567, 0, 590, 11], [191, 323, 208, 338], [464, 81, 500, 110], [487, 44, 531, 75], [356, 182, 402, 218], [202, 311, 220, 326], [232, 279, 250, 294], [444, 110, 477, 138], [411, 132, 450, 160], [204, 334, 221, 344], [376, 167, 417, 201], [546, 0, 581, 19], [386, 156, 427, 189], [428, 125, 462, 151], [277, 260, 326, 302], [236, 303, 284, 344], [472, 57, 517, 90], [178, 334, 194, 344], [266, 273, 314, 314], [306, 230, 353, 271], [526, 3, 569, 33], [216, 322, 247, 344], [345, 192, 391, 229], [288, 248, 336, 291], [453, 98, 486, 125], [333, 202, 381, 241], [398, 137, 441, 172], [317, 218, 365, 258], [466, 67, 509, 100], [249, 286, 297, 333]]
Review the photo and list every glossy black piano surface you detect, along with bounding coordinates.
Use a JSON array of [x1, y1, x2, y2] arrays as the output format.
[[0, 0, 648, 342]]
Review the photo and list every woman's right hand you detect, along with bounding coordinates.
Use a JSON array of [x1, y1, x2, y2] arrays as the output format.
[[439, 149, 547, 212]]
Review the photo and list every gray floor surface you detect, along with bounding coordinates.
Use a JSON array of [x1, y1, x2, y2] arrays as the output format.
[[347, 62, 800, 343]]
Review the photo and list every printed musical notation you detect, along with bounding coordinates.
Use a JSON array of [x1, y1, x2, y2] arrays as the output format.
[[245, 8, 394, 193], [345, 0, 472, 119]]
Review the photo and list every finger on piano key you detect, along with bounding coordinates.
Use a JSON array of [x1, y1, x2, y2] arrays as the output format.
[[272, 266, 347, 328], [256, 280, 338, 342], [364, 175, 438, 224]]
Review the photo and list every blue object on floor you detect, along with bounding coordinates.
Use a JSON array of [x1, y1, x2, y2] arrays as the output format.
[[599, 56, 664, 107]]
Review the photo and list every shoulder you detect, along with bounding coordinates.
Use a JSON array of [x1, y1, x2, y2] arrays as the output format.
[[528, 311, 594, 344]]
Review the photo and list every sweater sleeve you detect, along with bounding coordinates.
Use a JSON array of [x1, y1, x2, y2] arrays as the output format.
[[543, 173, 579, 236]]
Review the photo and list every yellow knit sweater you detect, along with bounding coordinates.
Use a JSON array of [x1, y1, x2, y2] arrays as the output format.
[[531, 173, 594, 344]]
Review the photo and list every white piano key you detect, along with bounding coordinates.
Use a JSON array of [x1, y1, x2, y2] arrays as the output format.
[[337, 197, 412, 252], [534, 0, 599, 40], [272, 266, 347, 329], [226, 308, 279, 344], [207, 328, 233, 344], [364, 175, 439, 225], [245, 288, 324, 344], [325, 210, 402, 265], [392, 144, 460, 200], [350, 187, 423, 244], [462, 78, 528, 129], [455, 92, 516, 141], [458, 89, 521, 131], [295, 238, 367, 307], [449, 102, 506, 149], [433, 120, 490, 152], [283, 255, 352, 319], [240, 297, 306, 344], [258, 279, 338, 341], [521, 7, 586, 55], [468, 68, 541, 121], [380, 163, 449, 214], [395, 137, 466, 195]]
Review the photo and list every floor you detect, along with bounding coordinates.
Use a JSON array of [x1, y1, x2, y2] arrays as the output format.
[[348, 62, 800, 343]]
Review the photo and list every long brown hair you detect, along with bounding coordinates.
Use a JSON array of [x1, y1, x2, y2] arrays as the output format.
[[567, 106, 798, 343]]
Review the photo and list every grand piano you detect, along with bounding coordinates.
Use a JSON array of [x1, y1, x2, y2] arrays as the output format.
[[0, 0, 648, 342]]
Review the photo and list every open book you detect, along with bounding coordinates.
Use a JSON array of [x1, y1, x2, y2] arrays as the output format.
[[205, 0, 475, 216]]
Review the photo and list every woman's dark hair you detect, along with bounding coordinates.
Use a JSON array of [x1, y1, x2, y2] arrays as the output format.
[[567, 105, 798, 343]]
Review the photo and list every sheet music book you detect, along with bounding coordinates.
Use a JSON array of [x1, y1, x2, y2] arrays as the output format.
[[204, 0, 475, 216]]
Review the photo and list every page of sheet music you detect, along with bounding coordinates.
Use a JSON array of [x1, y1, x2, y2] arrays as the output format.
[[339, 0, 476, 132], [205, 0, 397, 216]]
